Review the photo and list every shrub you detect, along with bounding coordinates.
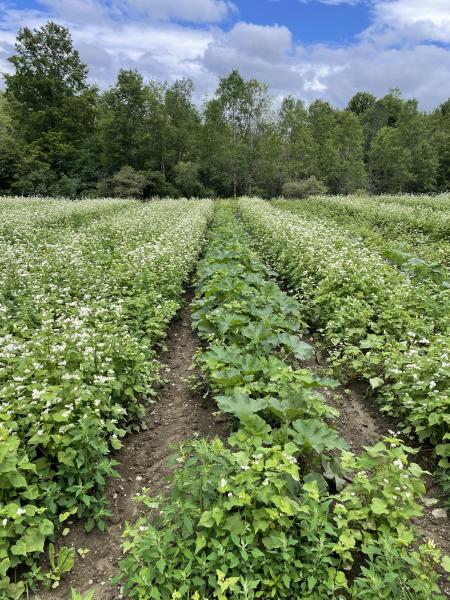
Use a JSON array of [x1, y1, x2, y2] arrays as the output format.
[[111, 166, 147, 198], [282, 176, 327, 199], [89, 177, 112, 197], [144, 170, 178, 198], [118, 430, 445, 600], [50, 175, 80, 198], [173, 161, 205, 198]]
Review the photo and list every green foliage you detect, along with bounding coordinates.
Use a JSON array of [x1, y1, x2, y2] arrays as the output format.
[[71, 590, 95, 600], [281, 177, 327, 199], [111, 165, 147, 198], [273, 194, 450, 268], [350, 537, 445, 599], [119, 434, 345, 599], [202, 70, 271, 197], [45, 544, 76, 589], [382, 248, 450, 288], [335, 439, 425, 543], [0, 93, 22, 193], [347, 91, 377, 116], [143, 169, 177, 198], [191, 206, 337, 427], [50, 174, 81, 198], [290, 418, 347, 454], [277, 96, 314, 184], [240, 198, 450, 478], [307, 100, 367, 194], [0, 198, 213, 596], [118, 202, 448, 599], [98, 69, 153, 175], [369, 127, 411, 192], [173, 161, 205, 198], [120, 427, 445, 599], [97, 71, 201, 197], [369, 113, 438, 194], [4, 22, 96, 194], [0, 21, 448, 196]]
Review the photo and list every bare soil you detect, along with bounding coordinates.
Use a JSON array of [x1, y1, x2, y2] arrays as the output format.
[[32, 298, 450, 599], [34, 298, 227, 600]]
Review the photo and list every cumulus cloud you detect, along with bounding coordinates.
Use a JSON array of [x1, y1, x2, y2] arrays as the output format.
[[204, 22, 292, 68], [298, 42, 450, 108], [39, 0, 110, 23], [201, 17, 450, 108], [374, 0, 450, 29], [129, 0, 237, 23], [7, 0, 236, 25], [1, 0, 450, 108], [370, 0, 450, 43], [0, 5, 214, 94], [75, 22, 213, 91]]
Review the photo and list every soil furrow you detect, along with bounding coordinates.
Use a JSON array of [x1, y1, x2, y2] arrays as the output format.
[[34, 297, 226, 600], [304, 343, 450, 595]]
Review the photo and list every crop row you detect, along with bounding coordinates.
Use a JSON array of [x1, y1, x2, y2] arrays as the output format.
[[239, 198, 450, 493], [274, 194, 450, 241], [0, 197, 133, 240], [118, 203, 447, 599], [367, 194, 450, 212], [273, 197, 450, 274], [0, 198, 213, 598]]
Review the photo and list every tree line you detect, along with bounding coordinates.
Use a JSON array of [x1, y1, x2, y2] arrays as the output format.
[[1, 21, 449, 199]]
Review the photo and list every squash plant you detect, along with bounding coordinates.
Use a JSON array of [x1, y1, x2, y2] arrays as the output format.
[[119, 203, 449, 599]]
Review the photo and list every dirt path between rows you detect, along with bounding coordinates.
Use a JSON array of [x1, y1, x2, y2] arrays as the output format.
[[32, 291, 450, 598], [34, 296, 227, 600], [305, 342, 450, 596]]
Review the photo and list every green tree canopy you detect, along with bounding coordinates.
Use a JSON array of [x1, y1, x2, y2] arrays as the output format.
[[4, 21, 96, 194], [1, 20, 449, 198]]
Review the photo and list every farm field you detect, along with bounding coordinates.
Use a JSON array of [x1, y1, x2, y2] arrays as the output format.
[[272, 195, 450, 270], [0, 196, 449, 599], [0, 197, 212, 598], [240, 198, 450, 477]]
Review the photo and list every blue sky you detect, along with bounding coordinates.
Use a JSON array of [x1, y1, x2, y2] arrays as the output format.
[[228, 1, 373, 46], [1, 0, 450, 109]]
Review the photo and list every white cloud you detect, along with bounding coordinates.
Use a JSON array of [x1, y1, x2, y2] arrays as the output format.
[[7, 0, 236, 25], [371, 0, 450, 43], [297, 42, 450, 108], [0, 4, 214, 94], [129, 0, 236, 23], [74, 22, 214, 91], [202, 23, 301, 98], [213, 22, 292, 62], [203, 18, 450, 108], [1, 0, 450, 109], [374, 0, 450, 29], [39, 0, 110, 23]]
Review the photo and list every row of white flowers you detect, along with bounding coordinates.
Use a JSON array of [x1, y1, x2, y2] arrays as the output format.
[[238, 197, 449, 468], [273, 195, 450, 269], [0, 196, 213, 598], [280, 193, 450, 240]]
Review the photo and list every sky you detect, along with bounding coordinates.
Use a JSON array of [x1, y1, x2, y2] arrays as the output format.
[[1, 0, 450, 109]]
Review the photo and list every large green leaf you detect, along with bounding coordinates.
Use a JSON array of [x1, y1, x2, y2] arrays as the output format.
[[277, 333, 314, 359], [216, 392, 271, 417], [291, 419, 348, 454]]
